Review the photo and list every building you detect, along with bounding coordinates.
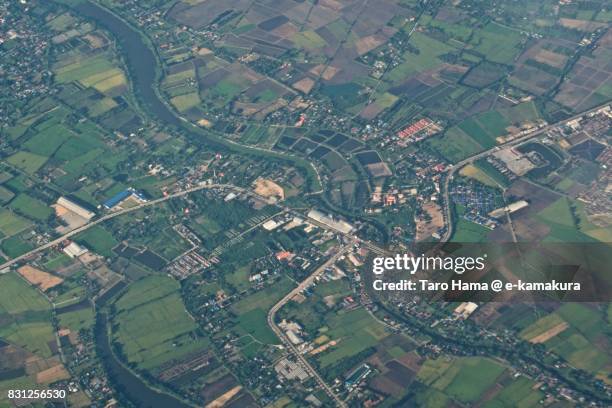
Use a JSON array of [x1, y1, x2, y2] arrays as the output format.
[[307, 210, 354, 235], [223, 192, 237, 202], [489, 200, 529, 218], [454, 302, 478, 320], [63, 242, 88, 258], [345, 364, 371, 389], [103, 188, 147, 209], [262, 219, 281, 231], [275, 358, 309, 381], [56, 197, 95, 220]]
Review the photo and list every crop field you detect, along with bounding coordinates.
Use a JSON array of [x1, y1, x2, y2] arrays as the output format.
[[112, 276, 209, 370], [231, 276, 294, 314], [457, 118, 497, 148], [0, 273, 50, 314], [142, 226, 192, 261], [312, 279, 352, 298], [1, 235, 34, 259], [6, 151, 48, 174], [469, 22, 524, 64], [74, 225, 119, 257], [23, 124, 73, 156], [423, 14, 473, 42], [8, 194, 52, 221], [536, 198, 575, 228], [239, 125, 270, 145], [291, 30, 326, 49], [534, 197, 601, 242], [87, 97, 118, 117], [235, 308, 277, 344], [53, 53, 116, 84], [474, 159, 511, 188], [452, 216, 491, 243], [459, 165, 499, 187], [316, 307, 389, 368], [386, 33, 456, 83], [171, 92, 200, 112], [429, 127, 484, 163], [520, 313, 567, 342], [0, 273, 54, 358], [486, 376, 543, 407], [418, 356, 505, 404], [0, 210, 32, 237], [78, 67, 127, 94], [430, 100, 541, 162], [0, 186, 14, 204], [521, 304, 611, 376]]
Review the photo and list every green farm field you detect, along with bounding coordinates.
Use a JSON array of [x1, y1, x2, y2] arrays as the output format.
[[0, 210, 32, 237], [112, 275, 209, 370], [6, 151, 48, 174], [8, 194, 52, 221], [74, 225, 118, 257], [0, 273, 54, 358], [316, 307, 389, 368], [521, 304, 611, 376], [418, 356, 506, 404]]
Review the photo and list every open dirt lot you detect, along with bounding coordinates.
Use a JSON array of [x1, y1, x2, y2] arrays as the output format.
[[17, 265, 63, 291]]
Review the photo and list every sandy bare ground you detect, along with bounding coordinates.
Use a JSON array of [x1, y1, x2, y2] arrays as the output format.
[[292, 77, 315, 94], [355, 34, 386, 56], [17, 265, 63, 291], [559, 18, 605, 32], [416, 202, 444, 241], [529, 322, 569, 344], [253, 178, 285, 200], [36, 364, 70, 384], [205, 385, 242, 408], [310, 64, 339, 80]]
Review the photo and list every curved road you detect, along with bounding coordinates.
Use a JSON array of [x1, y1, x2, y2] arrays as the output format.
[[267, 244, 351, 408], [440, 102, 610, 242]]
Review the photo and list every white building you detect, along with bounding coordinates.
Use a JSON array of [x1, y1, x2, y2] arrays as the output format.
[[307, 210, 354, 235], [57, 197, 95, 220], [63, 242, 88, 258]]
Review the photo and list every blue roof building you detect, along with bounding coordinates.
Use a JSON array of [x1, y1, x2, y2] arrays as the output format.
[[103, 188, 146, 209]]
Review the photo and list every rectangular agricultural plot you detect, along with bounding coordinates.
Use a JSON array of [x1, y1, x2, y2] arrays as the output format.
[[0, 210, 32, 237], [469, 22, 524, 64], [315, 307, 389, 369], [9, 194, 53, 221], [418, 356, 505, 404], [386, 33, 456, 83], [54, 53, 116, 83], [23, 124, 73, 156], [0, 273, 55, 358], [112, 276, 209, 370], [6, 151, 48, 174]]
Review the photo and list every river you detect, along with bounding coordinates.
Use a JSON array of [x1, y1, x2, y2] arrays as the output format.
[[72, 0, 321, 192], [73, 2, 180, 126], [94, 313, 191, 408]]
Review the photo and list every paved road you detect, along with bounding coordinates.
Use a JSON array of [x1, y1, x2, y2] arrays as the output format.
[[267, 244, 351, 408], [440, 102, 610, 242], [1, 178, 389, 268], [0, 182, 231, 271]]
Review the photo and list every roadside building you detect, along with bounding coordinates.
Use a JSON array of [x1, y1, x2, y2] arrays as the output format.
[[57, 197, 95, 220], [63, 242, 88, 258]]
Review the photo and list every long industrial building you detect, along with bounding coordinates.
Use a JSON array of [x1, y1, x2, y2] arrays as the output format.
[[56, 197, 95, 220], [307, 209, 354, 235]]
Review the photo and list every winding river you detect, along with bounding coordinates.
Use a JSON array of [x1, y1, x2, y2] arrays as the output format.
[[94, 313, 191, 408], [72, 0, 321, 192], [73, 1, 180, 125], [66, 4, 195, 405]]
